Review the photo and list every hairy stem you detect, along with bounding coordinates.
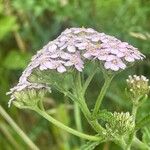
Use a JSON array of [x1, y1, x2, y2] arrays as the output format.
[[74, 102, 84, 144], [82, 67, 98, 95], [0, 105, 39, 150], [74, 72, 105, 133], [132, 137, 150, 150], [114, 137, 127, 150], [126, 104, 138, 150], [92, 76, 113, 117], [31, 106, 101, 141], [39, 99, 45, 111]]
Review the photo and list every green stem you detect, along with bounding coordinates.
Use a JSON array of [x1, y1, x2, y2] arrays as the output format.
[[31, 106, 101, 141], [126, 104, 138, 150], [82, 67, 98, 95], [79, 97, 104, 133], [92, 76, 113, 117], [132, 104, 138, 121], [0, 123, 20, 149], [0, 105, 39, 150], [39, 99, 45, 111], [74, 72, 105, 133], [132, 137, 150, 150], [74, 102, 83, 133], [114, 137, 127, 150], [74, 102, 84, 144]]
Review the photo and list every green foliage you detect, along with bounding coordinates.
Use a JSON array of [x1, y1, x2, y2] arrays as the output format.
[[3, 51, 31, 69], [136, 114, 150, 130]]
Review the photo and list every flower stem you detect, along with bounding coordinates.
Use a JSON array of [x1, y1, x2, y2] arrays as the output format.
[[92, 76, 113, 117], [39, 99, 45, 111], [75, 72, 105, 132], [126, 104, 138, 150], [82, 67, 98, 95], [0, 105, 39, 150], [114, 137, 127, 150], [74, 102, 84, 144], [132, 137, 150, 150], [31, 106, 101, 141]]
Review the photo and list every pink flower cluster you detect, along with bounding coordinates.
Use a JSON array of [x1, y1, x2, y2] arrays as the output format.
[[7, 27, 145, 106], [36, 27, 144, 72]]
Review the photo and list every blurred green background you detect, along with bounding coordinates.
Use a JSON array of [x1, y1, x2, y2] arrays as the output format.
[[0, 0, 150, 149]]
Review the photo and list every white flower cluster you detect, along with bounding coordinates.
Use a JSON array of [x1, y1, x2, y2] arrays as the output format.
[[105, 112, 135, 137], [126, 75, 150, 98], [7, 27, 145, 106]]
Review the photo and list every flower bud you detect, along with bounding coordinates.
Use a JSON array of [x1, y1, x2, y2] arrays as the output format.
[[10, 87, 48, 108], [104, 112, 135, 138], [126, 75, 150, 101]]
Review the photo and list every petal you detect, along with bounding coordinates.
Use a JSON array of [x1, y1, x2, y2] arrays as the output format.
[[50, 53, 59, 58], [48, 44, 57, 52], [125, 56, 135, 62], [67, 45, 76, 52], [106, 55, 116, 61], [83, 52, 92, 58], [110, 64, 119, 71], [65, 61, 74, 66], [110, 49, 118, 54], [91, 36, 100, 42], [59, 36, 68, 42], [75, 43, 87, 50], [43, 61, 55, 69], [104, 61, 111, 69], [39, 65, 47, 70], [116, 52, 125, 57], [131, 53, 141, 60], [57, 65, 66, 73], [75, 64, 83, 72], [118, 62, 126, 69], [74, 29, 82, 34], [98, 55, 107, 60], [60, 53, 71, 60], [58, 41, 66, 47]]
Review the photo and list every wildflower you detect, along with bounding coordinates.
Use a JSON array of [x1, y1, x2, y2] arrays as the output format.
[[7, 27, 145, 106], [7, 82, 50, 107], [23, 27, 144, 74], [104, 55, 126, 71], [64, 52, 84, 71]]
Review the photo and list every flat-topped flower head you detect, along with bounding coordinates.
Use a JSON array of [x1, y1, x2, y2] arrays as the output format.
[[7, 27, 145, 106], [28, 27, 144, 74]]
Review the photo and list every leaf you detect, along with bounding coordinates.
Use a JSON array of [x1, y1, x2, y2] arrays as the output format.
[[3, 51, 31, 69], [80, 141, 100, 150], [0, 16, 18, 40], [136, 114, 150, 130]]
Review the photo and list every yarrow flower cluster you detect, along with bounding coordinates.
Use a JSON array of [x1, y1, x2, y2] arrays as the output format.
[[7, 27, 145, 106], [126, 75, 150, 99]]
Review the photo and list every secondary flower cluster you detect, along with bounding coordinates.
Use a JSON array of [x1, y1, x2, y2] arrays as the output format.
[[126, 75, 150, 98], [104, 112, 135, 138], [7, 27, 145, 106]]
